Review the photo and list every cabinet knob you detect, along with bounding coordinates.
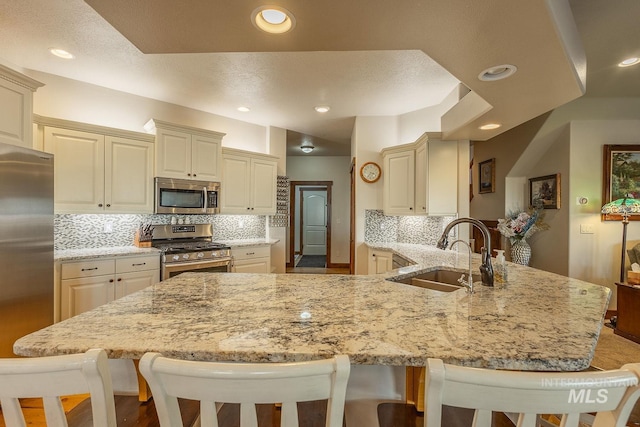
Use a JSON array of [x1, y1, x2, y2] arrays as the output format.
[[193, 174, 196, 177], [98, 203, 103, 207], [117, 278, 122, 282], [409, 207, 413, 210], [109, 279, 114, 283], [247, 207, 251, 210], [187, 173, 191, 176], [106, 204, 111, 207], [251, 207, 254, 210]]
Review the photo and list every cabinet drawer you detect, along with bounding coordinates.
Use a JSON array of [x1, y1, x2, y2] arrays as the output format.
[[231, 246, 270, 260], [116, 255, 160, 273], [61, 259, 115, 279]]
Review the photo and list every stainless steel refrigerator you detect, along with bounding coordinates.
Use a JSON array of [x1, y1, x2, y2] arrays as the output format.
[[0, 141, 54, 357]]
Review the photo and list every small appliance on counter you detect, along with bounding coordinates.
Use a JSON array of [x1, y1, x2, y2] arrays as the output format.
[[151, 224, 231, 280]]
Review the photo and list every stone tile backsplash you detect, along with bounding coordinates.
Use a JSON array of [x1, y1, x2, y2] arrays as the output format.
[[55, 214, 266, 250], [364, 210, 456, 246]]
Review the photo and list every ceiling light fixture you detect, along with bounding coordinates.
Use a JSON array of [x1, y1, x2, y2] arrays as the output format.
[[479, 123, 501, 130], [237, 106, 250, 112], [49, 48, 74, 59], [618, 57, 640, 67], [314, 106, 330, 113], [252, 6, 295, 34], [300, 140, 314, 154], [478, 64, 517, 81]]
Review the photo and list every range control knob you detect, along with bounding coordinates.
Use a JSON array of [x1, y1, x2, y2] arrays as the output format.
[[182, 254, 190, 260], [197, 252, 204, 258], [172, 255, 180, 261]]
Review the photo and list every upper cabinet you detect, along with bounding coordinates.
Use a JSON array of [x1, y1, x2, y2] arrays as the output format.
[[382, 133, 458, 216], [36, 116, 154, 214], [145, 119, 225, 181], [221, 147, 278, 215], [0, 64, 43, 149]]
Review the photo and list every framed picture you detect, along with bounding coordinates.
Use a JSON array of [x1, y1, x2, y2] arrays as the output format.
[[529, 174, 560, 209], [602, 144, 640, 221], [478, 158, 495, 194]]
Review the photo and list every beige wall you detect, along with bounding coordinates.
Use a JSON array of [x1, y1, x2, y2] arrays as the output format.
[[286, 156, 352, 264], [26, 70, 268, 153]]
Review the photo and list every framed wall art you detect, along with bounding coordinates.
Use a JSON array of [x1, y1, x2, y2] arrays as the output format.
[[602, 144, 640, 221], [479, 158, 495, 194], [529, 173, 560, 209]]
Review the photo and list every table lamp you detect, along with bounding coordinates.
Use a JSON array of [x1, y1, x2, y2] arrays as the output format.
[[601, 196, 640, 282]]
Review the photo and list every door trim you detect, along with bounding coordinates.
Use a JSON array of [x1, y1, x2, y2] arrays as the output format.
[[288, 181, 333, 268]]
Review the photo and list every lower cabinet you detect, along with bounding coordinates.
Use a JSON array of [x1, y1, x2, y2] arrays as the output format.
[[231, 246, 271, 273], [367, 248, 394, 274], [60, 255, 159, 321]]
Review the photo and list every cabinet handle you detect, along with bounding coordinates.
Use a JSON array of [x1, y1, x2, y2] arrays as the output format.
[[246, 252, 255, 255], [117, 278, 122, 282], [81, 267, 98, 271], [109, 279, 114, 283], [98, 203, 103, 207], [132, 263, 146, 266]]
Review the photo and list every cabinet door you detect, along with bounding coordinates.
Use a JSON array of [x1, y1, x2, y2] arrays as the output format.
[[60, 275, 115, 320], [250, 158, 277, 215], [115, 270, 158, 299], [44, 128, 105, 213], [221, 154, 251, 214], [383, 150, 415, 215], [368, 250, 393, 274], [191, 134, 222, 181], [232, 258, 270, 273], [105, 136, 154, 213], [427, 140, 458, 215], [414, 142, 428, 214], [0, 77, 33, 149], [155, 128, 192, 179]]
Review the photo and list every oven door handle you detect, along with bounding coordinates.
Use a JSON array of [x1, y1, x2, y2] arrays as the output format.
[[203, 186, 208, 213]]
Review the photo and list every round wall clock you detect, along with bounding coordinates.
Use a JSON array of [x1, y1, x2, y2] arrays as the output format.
[[360, 161, 381, 183]]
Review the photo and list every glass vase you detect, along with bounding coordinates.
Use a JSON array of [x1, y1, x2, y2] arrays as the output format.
[[510, 239, 531, 266]]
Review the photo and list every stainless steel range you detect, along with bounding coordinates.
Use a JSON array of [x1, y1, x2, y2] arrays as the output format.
[[152, 224, 231, 280]]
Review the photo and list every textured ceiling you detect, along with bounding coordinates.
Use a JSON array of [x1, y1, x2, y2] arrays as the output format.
[[0, 0, 637, 156]]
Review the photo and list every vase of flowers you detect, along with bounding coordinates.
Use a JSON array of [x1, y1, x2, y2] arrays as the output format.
[[497, 207, 548, 266]]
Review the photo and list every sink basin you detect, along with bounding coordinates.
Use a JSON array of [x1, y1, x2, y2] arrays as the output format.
[[387, 269, 481, 292]]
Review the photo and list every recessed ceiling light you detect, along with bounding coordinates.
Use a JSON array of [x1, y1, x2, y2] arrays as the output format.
[[49, 48, 74, 59], [478, 64, 517, 81], [479, 123, 501, 130], [314, 106, 330, 113], [618, 57, 640, 67], [251, 6, 295, 34], [237, 106, 250, 112]]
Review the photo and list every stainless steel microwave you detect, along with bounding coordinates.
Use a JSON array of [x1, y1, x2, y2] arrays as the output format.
[[155, 177, 220, 214]]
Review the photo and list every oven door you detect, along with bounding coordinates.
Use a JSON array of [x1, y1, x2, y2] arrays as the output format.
[[162, 258, 231, 281]]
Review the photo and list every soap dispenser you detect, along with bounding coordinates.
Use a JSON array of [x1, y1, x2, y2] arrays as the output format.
[[494, 249, 508, 283]]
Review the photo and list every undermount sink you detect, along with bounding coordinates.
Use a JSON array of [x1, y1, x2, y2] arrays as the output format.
[[387, 269, 481, 293]]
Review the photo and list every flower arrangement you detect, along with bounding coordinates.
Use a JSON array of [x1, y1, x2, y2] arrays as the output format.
[[497, 206, 549, 243]]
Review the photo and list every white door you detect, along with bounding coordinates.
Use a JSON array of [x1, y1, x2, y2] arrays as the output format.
[[302, 191, 327, 256]]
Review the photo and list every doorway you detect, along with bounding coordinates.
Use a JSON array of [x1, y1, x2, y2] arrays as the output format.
[[288, 181, 332, 268]]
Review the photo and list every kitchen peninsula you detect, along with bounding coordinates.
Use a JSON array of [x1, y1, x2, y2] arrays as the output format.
[[16, 246, 609, 372]]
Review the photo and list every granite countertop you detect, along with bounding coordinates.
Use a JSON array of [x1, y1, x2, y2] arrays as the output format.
[[16, 245, 610, 371], [55, 246, 161, 261], [54, 239, 278, 261]]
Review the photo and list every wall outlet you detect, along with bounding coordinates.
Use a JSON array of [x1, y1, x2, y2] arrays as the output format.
[[103, 222, 113, 233], [580, 224, 595, 234]]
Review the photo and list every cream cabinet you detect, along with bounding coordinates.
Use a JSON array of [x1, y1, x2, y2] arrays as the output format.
[[37, 117, 155, 214], [0, 64, 43, 149], [231, 245, 271, 273], [382, 133, 458, 216], [59, 255, 160, 321], [367, 248, 394, 274], [221, 148, 278, 215], [146, 119, 224, 181]]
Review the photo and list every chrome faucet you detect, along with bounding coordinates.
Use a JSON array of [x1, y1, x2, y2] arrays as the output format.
[[437, 218, 494, 286], [449, 239, 474, 293]]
